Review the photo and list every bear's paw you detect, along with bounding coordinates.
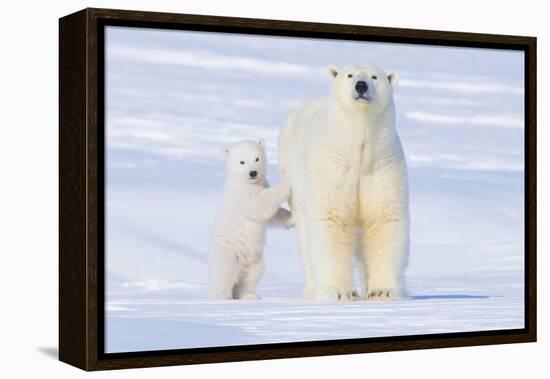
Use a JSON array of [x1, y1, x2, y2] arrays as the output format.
[[318, 287, 360, 302], [365, 288, 401, 301]]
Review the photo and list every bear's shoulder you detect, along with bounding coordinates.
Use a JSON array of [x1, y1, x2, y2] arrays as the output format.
[[286, 97, 327, 130], [295, 97, 326, 117]]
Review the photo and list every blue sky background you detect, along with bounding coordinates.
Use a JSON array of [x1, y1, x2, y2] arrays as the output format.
[[104, 26, 525, 352]]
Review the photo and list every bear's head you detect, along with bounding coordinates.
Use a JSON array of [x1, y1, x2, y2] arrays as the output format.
[[327, 64, 398, 115], [223, 139, 267, 184]]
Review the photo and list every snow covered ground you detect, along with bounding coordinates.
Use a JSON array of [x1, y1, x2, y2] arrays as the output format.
[[104, 26, 525, 353]]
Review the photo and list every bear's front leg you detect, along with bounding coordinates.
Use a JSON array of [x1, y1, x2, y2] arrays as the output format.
[[361, 219, 408, 300], [250, 182, 290, 222], [358, 162, 409, 301], [309, 216, 359, 301]]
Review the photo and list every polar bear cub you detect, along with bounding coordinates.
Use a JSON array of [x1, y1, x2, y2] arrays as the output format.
[[208, 139, 292, 300]]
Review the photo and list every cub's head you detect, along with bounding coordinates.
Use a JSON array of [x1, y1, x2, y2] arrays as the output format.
[[224, 139, 267, 184], [327, 64, 398, 114]]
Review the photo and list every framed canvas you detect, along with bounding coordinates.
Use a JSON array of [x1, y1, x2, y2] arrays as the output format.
[[59, 8, 537, 371]]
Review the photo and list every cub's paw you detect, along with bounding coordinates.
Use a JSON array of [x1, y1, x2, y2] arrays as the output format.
[[239, 293, 260, 300], [208, 292, 234, 300], [365, 288, 401, 301], [284, 215, 295, 229]]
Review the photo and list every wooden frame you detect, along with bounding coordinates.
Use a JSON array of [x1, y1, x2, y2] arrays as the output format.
[[59, 7, 537, 371]]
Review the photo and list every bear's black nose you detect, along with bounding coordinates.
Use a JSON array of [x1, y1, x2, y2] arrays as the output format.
[[355, 80, 368, 94], [249, 171, 257, 178]]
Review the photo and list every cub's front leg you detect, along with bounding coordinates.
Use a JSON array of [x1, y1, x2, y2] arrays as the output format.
[[250, 182, 291, 222], [269, 207, 294, 228]]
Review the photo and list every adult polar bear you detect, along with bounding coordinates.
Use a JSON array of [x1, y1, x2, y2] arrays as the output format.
[[278, 64, 409, 301]]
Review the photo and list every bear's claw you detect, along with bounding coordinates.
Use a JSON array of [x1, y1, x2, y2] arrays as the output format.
[[366, 288, 400, 301], [318, 287, 360, 301], [337, 290, 360, 301]]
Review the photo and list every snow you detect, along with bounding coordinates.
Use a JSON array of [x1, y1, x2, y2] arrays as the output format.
[[106, 273, 523, 352], [104, 26, 525, 353]]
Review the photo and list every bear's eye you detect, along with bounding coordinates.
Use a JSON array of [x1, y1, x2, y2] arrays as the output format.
[[371, 75, 378, 80], [347, 74, 353, 78], [255, 157, 259, 162], [240, 161, 245, 165]]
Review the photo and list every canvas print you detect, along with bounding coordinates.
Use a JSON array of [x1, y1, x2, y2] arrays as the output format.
[[104, 26, 525, 353]]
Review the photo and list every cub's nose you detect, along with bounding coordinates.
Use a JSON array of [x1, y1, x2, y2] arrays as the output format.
[[249, 171, 258, 178], [355, 80, 368, 94]]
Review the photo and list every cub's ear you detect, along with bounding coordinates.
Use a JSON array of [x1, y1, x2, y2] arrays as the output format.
[[258, 138, 265, 147], [386, 70, 399, 88], [327, 65, 339, 80], [223, 148, 230, 158]]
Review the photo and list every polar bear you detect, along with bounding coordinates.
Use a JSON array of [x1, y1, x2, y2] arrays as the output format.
[[208, 139, 292, 300], [278, 64, 409, 301]]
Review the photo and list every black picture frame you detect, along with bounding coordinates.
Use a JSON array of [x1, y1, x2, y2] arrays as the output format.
[[59, 7, 537, 371]]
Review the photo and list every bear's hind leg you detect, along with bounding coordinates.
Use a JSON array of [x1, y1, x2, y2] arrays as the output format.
[[234, 258, 264, 300], [208, 253, 240, 300]]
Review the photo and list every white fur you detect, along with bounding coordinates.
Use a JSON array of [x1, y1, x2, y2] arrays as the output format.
[[278, 64, 409, 301], [208, 139, 292, 300]]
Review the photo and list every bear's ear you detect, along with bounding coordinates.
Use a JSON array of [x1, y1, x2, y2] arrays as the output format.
[[258, 138, 265, 147], [223, 148, 230, 158], [386, 70, 399, 88], [327, 65, 339, 80]]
